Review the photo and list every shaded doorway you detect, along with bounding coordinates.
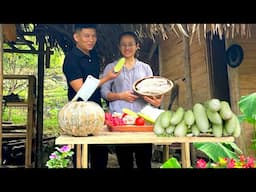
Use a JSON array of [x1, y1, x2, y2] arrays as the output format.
[[206, 32, 230, 103]]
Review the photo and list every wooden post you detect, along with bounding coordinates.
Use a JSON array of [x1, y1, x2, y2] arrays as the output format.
[[2, 24, 16, 42], [227, 66, 247, 154], [182, 24, 193, 108], [0, 24, 3, 166], [226, 40, 247, 155], [182, 24, 196, 166], [35, 28, 45, 168]]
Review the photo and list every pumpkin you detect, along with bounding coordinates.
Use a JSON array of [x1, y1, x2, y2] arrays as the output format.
[[58, 101, 105, 136]]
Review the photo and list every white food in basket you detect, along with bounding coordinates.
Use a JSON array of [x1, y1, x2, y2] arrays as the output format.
[[135, 78, 172, 95]]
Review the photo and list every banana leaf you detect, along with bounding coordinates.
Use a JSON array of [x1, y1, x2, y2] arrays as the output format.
[[160, 157, 182, 168], [238, 92, 256, 124], [237, 114, 246, 122], [193, 142, 242, 162]]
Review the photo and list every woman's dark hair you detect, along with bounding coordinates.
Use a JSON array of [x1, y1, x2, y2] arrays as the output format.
[[117, 31, 140, 58], [118, 31, 139, 45]]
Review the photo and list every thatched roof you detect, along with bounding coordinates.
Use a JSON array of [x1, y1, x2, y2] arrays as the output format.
[[3, 24, 254, 64]]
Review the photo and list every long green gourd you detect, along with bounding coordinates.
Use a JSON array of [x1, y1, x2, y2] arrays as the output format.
[[113, 57, 126, 73]]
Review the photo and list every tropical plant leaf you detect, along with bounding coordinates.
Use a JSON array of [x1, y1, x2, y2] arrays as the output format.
[[223, 142, 243, 154], [193, 142, 239, 162], [160, 157, 181, 168], [238, 93, 256, 124], [237, 114, 246, 122]]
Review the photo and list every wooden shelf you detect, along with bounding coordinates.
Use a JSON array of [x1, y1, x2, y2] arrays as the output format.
[[0, 165, 25, 168], [2, 133, 27, 138], [1, 75, 36, 168], [2, 124, 26, 130]]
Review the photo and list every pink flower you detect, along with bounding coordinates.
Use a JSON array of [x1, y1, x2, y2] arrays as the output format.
[[46, 145, 74, 168], [58, 145, 71, 153], [226, 158, 235, 168], [196, 155, 255, 168], [49, 153, 58, 159], [196, 159, 207, 168], [245, 157, 255, 168]]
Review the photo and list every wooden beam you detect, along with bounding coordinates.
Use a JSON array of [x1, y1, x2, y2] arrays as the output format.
[[3, 49, 54, 55], [5, 42, 18, 51], [45, 24, 74, 42], [17, 34, 34, 45], [17, 31, 36, 36]]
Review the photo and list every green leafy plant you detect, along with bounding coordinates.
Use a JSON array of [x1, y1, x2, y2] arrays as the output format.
[[46, 145, 74, 168], [161, 142, 244, 168], [238, 92, 256, 151], [193, 142, 242, 162], [161, 157, 181, 168]]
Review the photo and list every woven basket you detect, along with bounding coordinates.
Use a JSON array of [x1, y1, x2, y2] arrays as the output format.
[[133, 76, 174, 97]]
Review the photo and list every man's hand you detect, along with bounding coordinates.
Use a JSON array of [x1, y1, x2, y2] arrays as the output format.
[[100, 68, 121, 86], [143, 95, 164, 107], [106, 68, 120, 80]]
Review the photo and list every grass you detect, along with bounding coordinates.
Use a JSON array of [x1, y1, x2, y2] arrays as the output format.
[[2, 108, 27, 123]]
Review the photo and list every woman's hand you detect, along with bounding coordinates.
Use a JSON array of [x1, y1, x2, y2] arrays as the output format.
[[119, 91, 139, 102], [143, 95, 164, 107]]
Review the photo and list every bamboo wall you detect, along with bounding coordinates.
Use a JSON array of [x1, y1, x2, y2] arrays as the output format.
[[159, 29, 256, 156], [159, 32, 210, 111]]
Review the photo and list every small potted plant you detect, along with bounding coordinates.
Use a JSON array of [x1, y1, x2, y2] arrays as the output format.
[[46, 145, 74, 168]]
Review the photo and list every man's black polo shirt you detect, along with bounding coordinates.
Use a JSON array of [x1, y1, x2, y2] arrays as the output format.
[[63, 46, 101, 105]]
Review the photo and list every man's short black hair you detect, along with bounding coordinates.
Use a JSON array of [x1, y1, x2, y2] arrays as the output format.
[[74, 24, 97, 31]]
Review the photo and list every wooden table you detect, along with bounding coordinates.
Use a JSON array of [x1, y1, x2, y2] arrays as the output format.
[[55, 132, 234, 168]]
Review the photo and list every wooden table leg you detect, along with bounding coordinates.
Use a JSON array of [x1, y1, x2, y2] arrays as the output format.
[[163, 145, 170, 162], [76, 144, 82, 168], [181, 142, 191, 168], [81, 144, 88, 168]]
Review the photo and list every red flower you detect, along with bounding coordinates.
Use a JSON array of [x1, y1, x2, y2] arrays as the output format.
[[239, 155, 246, 163]]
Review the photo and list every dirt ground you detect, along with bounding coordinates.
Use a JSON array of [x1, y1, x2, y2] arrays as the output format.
[[107, 153, 163, 168], [106, 144, 181, 168]]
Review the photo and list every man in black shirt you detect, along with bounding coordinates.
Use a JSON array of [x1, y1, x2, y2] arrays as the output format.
[[63, 24, 119, 168]]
